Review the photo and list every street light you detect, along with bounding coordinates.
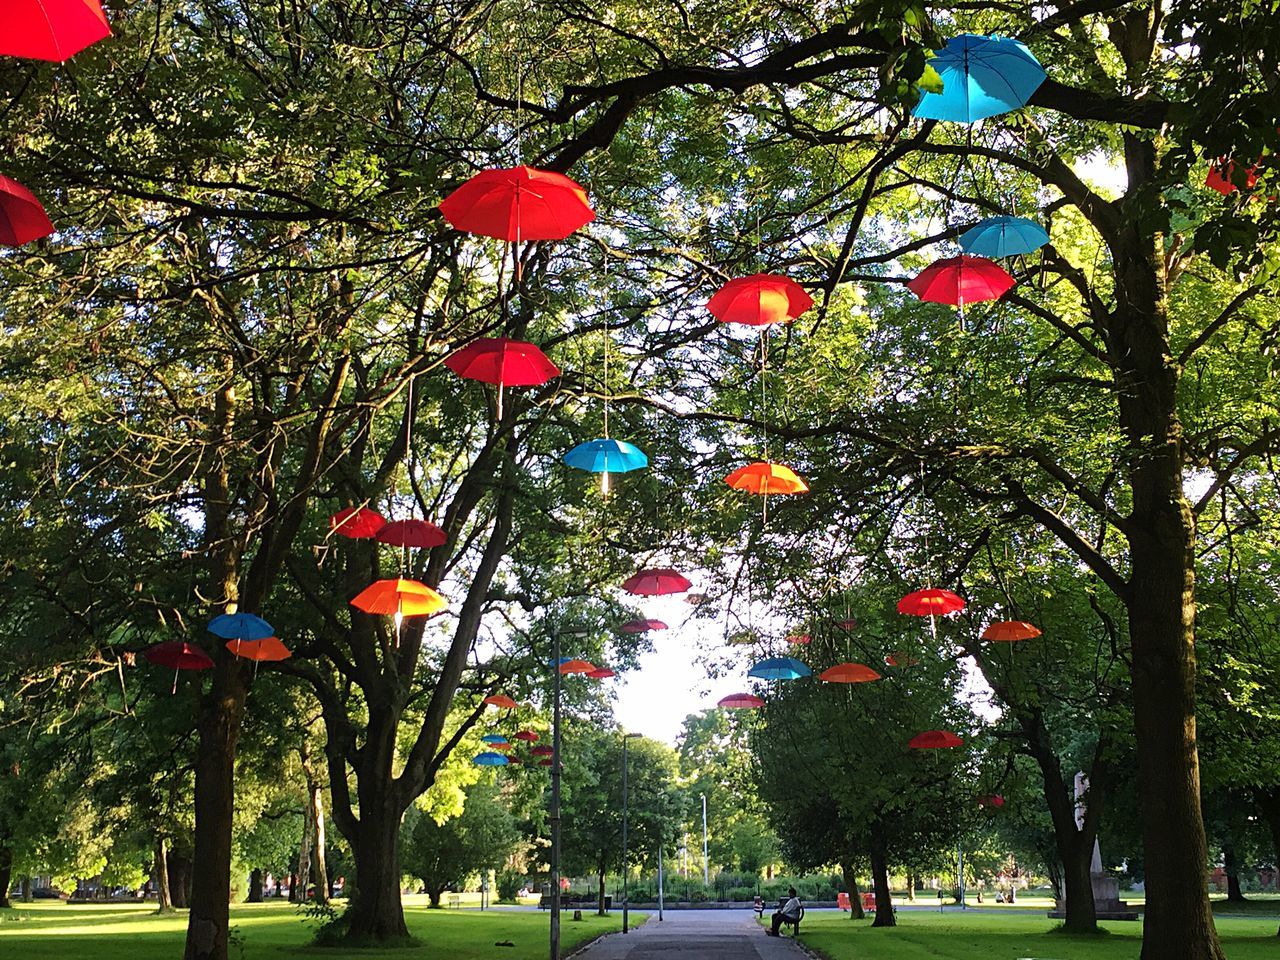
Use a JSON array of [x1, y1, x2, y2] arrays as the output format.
[[621, 731, 643, 934], [701, 793, 709, 886], [550, 624, 589, 960]]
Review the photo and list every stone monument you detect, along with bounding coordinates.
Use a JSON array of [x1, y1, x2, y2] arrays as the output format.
[[1048, 772, 1138, 921]]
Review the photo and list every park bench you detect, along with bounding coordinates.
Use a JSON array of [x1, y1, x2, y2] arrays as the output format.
[[774, 899, 805, 936], [447, 894, 460, 909]]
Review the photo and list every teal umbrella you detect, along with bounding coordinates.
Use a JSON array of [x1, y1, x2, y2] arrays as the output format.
[[959, 215, 1049, 257], [473, 752, 510, 766], [748, 656, 812, 681], [914, 35, 1046, 124], [563, 438, 648, 495], [481, 734, 509, 744]]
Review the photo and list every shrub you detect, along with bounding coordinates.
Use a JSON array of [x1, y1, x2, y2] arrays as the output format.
[[496, 870, 525, 903]]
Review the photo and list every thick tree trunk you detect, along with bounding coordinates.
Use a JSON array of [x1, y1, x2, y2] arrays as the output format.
[[0, 846, 12, 908], [1060, 835, 1098, 933], [1223, 843, 1246, 903], [427, 884, 444, 908], [154, 838, 174, 913], [839, 859, 864, 919], [247, 869, 263, 904], [344, 801, 409, 942], [310, 786, 329, 905], [1112, 136, 1224, 960], [168, 851, 193, 909], [19, 876, 30, 902], [597, 867, 607, 916], [869, 845, 895, 928]]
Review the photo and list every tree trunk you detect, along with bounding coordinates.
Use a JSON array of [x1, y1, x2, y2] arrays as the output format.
[[1060, 834, 1099, 933], [310, 785, 329, 905], [869, 844, 895, 928], [0, 846, 12, 908], [840, 859, 864, 920], [906, 873, 915, 903], [427, 884, 444, 908], [1223, 843, 1246, 903], [287, 872, 299, 904], [1111, 187, 1224, 960], [247, 869, 263, 904], [20, 876, 31, 902], [298, 798, 313, 907], [154, 838, 174, 913], [168, 851, 192, 909], [343, 801, 409, 942], [597, 866, 607, 916]]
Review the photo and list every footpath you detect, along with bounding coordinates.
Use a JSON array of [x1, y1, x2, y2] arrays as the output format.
[[570, 907, 809, 960]]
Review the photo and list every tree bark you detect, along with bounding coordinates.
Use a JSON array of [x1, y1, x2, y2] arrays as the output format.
[[298, 797, 313, 907], [311, 786, 329, 905], [168, 850, 192, 909], [1222, 843, 1246, 903], [839, 859, 864, 919], [247, 869, 263, 904], [597, 866, 607, 916], [427, 884, 444, 908], [869, 842, 895, 928], [906, 872, 915, 903], [0, 846, 12, 908], [287, 872, 299, 904], [154, 838, 174, 913], [20, 876, 30, 902], [343, 797, 410, 942]]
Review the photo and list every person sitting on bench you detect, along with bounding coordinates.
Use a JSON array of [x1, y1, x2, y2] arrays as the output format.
[[768, 887, 802, 936]]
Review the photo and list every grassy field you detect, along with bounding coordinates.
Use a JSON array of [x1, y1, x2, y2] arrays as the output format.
[[794, 908, 1280, 960], [0, 897, 629, 959]]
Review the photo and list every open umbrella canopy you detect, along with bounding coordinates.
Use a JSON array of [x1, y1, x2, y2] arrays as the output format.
[[473, 752, 510, 766], [718, 693, 765, 709], [207, 612, 275, 641], [376, 519, 447, 549], [563, 438, 648, 474], [835, 618, 858, 631], [787, 633, 811, 645], [483, 694, 519, 709], [225, 637, 291, 662], [1207, 158, 1259, 196], [489, 741, 514, 752], [707, 273, 814, 326], [885, 652, 921, 667], [908, 730, 965, 749], [557, 658, 596, 675], [622, 568, 692, 596], [512, 731, 539, 742], [0, 174, 54, 247], [481, 734, 509, 744], [0, 0, 111, 61], [907, 256, 1015, 306], [959, 215, 1049, 258], [979, 794, 1006, 808], [913, 34, 1046, 124], [144, 642, 214, 671], [439, 165, 594, 241], [982, 620, 1042, 642], [531, 745, 554, 756], [819, 662, 881, 684], [329, 506, 386, 539], [898, 588, 966, 617], [620, 618, 667, 634], [587, 667, 616, 679], [350, 578, 446, 617], [724, 461, 809, 495], [445, 337, 560, 388], [748, 656, 812, 681], [538, 758, 557, 767]]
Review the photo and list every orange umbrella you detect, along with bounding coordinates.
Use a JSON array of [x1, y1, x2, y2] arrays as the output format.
[[724, 461, 808, 521], [558, 659, 596, 675], [885, 652, 920, 667], [908, 730, 964, 749], [819, 662, 881, 684], [225, 637, 291, 662], [351, 578, 446, 617], [484, 694, 519, 709], [982, 620, 1041, 642]]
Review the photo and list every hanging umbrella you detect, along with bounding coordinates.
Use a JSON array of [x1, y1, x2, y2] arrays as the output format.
[[507, 757, 523, 765], [819, 662, 881, 684], [748, 656, 812, 681], [913, 34, 1046, 124], [376, 519, 447, 549], [207, 612, 275, 641], [724, 462, 809, 495], [718, 693, 765, 709], [489, 741, 514, 752], [439, 165, 595, 242], [587, 667, 616, 679], [620, 619, 668, 634], [0, 0, 111, 62], [483, 694, 519, 709], [707, 274, 813, 326], [481, 734, 509, 744], [908, 730, 965, 749], [982, 620, 1041, 642], [1206, 159, 1259, 196], [959, 215, 1049, 258], [444, 336, 559, 419], [898, 589, 966, 617], [473, 752, 510, 766], [885, 652, 921, 667], [563, 438, 648, 495], [144, 641, 214, 695], [622, 568, 691, 596], [329, 506, 386, 539], [835, 618, 858, 631], [786, 634, 812, 645], [978, 794, 1006, 808], [0, 174, 54, 247], [531, 745, 554, 756], [538, 758, 556, 767], [225, 637, 291, 662], [557, 658, 596, 675], [907, 256, 1015, 307], [351, 578, 447, 638], [512, 731, 539, 742]]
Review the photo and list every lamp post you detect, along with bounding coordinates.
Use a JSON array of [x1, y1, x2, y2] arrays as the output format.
[[621, 731, 642, 933], [701, 793, 709, 886], [549, 625, 588, 960]]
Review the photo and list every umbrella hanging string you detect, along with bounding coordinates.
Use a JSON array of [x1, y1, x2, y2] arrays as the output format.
[[603, 250, 610, 439], [760, 330, 769, 462], [402, 374, 415, 574]]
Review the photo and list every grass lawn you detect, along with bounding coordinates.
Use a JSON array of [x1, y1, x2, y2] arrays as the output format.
[[793, 908, 1279, 960], [0, 897, 633, 959]]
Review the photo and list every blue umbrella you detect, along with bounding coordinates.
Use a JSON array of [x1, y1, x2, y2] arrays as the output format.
[[563, 438, 648, 495], [748, 656, 812, 681], [959, 215, 1049, 258], [481, 734, 509, 744], [473, 752, 510, 766], [207, 612, 274, 641], [914, 35, 1046, 124]]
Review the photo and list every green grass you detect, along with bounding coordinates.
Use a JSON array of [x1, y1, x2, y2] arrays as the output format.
[[0, 897, 632, 959], [793, 909, 1279, 960]]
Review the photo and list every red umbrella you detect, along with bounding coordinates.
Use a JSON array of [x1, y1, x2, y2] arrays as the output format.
[[490, 741, 514, 752], [718, 693, 764, 709], [908, 730, 964, 749], [907, 256, 1014, 309], [531, 745, 554, 756], [620, 618, 668, 634], [444, 336, 560, 419], [982, 620, 1041, 642], [484, 694, 519, 709], [329, 506, 386, 539], [0, 0, 111, 62], [144, 641, 214, 694], [512, 731, 539, 742], [376, 519, 447, 549], [787, 633, 811, 645], [622, 568, 692, 596], [707, 274, 813, 326], [898, 587, 965, 638], [538, 758, 556, 767], [587, 667, 616, 679], [884, 652, 921, 668], [0, 174, 54, 247], [439, 165, 595, 242], [819, 662, 881, 684], [835, 618, 857, 630], [1207, 159, 1259, 196], [978, 794, 1006, 808]]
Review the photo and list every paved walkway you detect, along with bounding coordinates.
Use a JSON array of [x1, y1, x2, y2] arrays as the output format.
[[570, 908, 808, 959]]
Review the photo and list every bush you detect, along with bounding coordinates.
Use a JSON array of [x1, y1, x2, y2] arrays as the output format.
[[496, 870, 525, 903]]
